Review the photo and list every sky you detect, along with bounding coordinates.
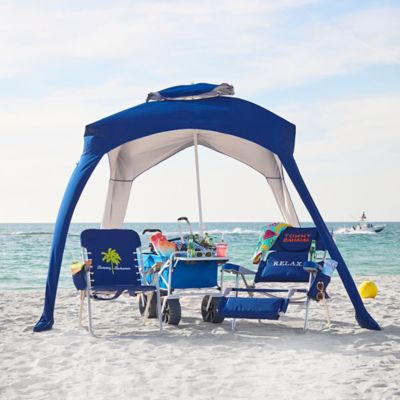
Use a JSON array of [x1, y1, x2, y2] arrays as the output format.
[[1, 0, 399, 223]]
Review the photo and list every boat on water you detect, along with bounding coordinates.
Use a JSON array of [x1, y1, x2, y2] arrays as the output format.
[[345, 212, 386, 233]]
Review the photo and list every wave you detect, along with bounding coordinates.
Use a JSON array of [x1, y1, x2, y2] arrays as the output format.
[[206, 227, 259, 235], [3, 228, 259, 238], [334, 228, 376, 235], [152, 227, 260, 236], [1, 232, 79, 237]]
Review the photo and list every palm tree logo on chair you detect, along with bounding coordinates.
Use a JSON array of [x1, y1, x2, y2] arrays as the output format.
[[101, 248, 122, 274]]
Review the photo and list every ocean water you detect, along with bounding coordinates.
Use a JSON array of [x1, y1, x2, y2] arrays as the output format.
[[0, 222, 399, 291]]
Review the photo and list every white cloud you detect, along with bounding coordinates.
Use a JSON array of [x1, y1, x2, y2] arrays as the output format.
[[282, 95, 400, 221], [239, 6, 400, 93], [1, 1, 400, 222], [0, 0, 317, 79], [1, 2, 399, 91]]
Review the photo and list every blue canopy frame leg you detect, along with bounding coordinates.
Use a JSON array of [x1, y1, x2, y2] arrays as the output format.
[[281, 154, 380, 330], [33, 153, 102, 332]]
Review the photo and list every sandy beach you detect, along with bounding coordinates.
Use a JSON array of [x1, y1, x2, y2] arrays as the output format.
[[1, 275, 399, 400]]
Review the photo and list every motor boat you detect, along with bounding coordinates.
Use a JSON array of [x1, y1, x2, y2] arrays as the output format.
[[346, 212, 386, 233], [350, 222, 385, 233]]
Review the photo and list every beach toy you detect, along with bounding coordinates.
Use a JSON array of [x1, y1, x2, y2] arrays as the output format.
[[358, 281, 378, 299], [150, 232, 177, 258]]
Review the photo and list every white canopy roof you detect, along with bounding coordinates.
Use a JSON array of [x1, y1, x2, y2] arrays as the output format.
[[101, 129, 299, 228]]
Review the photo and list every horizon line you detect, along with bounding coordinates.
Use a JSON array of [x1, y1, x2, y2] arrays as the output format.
[[1, 220, 398, 224]]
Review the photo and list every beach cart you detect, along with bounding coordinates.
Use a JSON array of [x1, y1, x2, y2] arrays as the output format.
[[138, 218, 228, 325]]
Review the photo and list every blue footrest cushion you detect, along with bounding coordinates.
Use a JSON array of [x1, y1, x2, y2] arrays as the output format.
[[218, 296, 290, 320]]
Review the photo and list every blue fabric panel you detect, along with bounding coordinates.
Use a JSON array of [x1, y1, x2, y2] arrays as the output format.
[[81, 229, 142, 288], [169, 260, 218, 289], [255, 252, 310, 283], [157, 83, 219, 99], [33, 153, 102, 332], [281, 154, 380, 330], [308, 272, 331, 301], [142, 253, 164, 285], [218, 297, 289, 319], [142, 255, 218, 289], [84, 96, 296, 158], [222, 263, 240, 272], [271, 227, 325, 252]]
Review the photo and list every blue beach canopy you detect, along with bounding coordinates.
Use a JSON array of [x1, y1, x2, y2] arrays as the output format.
[[34, 82, 380, 332]]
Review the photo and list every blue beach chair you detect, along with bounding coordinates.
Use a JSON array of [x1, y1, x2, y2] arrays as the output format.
[[218, 227, 330, 331], [80, 229, 162, 336]]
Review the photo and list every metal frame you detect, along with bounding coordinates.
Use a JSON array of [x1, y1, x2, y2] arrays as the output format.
[[81, 246, 163, 337], [143, 249, 229, 319]]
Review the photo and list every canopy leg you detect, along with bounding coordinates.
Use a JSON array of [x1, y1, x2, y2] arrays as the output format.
[[33, 153, 102, 332], [281, 154, 380, 330]]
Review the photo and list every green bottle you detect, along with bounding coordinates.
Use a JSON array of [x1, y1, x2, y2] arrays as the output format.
[[203, 232, 210, 247], [308, 239, 316, 262], [187, 235, 196, 258]]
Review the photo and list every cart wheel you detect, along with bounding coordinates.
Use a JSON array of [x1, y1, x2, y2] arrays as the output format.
[[161, 299, 181, 325], [138, 293, 157, 318], [201, 295, 224, 323]]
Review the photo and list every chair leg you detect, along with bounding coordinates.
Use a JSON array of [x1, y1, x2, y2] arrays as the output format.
[[156, 292, 163, 335], [86, 287, 94, 336], [232, 274, 239, 331], [142, 292, 153, 324], [303, 297, 311, 332], [79, 291, 85, 326], [321, 296, 331, 327]]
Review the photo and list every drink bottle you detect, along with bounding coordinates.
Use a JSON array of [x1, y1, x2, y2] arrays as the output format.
[[203, 232, 210, 247], [308, 239, 317, 262], [187, 235, 196, 258]]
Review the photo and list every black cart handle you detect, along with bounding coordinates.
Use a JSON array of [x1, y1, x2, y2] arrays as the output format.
[[142, 229, 162, 235]]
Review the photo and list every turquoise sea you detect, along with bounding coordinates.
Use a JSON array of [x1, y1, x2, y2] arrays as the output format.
[[0, 222, 399, 291]]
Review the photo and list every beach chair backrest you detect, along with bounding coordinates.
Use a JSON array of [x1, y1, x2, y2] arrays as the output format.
[[254, 227, 326, 283], [271, 227, 325, 252], [80, 229, 142, 288]]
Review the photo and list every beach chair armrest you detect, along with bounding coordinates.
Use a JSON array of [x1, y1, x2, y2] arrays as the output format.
[[222, 263, 256, 275]]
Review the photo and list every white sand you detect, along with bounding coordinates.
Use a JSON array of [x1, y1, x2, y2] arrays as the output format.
[[1, 275, 399, 400]]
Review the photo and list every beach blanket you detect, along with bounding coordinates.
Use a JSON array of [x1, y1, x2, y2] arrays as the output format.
[[252, 222, 291, 264]]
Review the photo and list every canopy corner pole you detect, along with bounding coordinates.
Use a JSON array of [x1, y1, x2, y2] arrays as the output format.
[[193, 132, 205, 236], [281, 153, 380, 330]]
